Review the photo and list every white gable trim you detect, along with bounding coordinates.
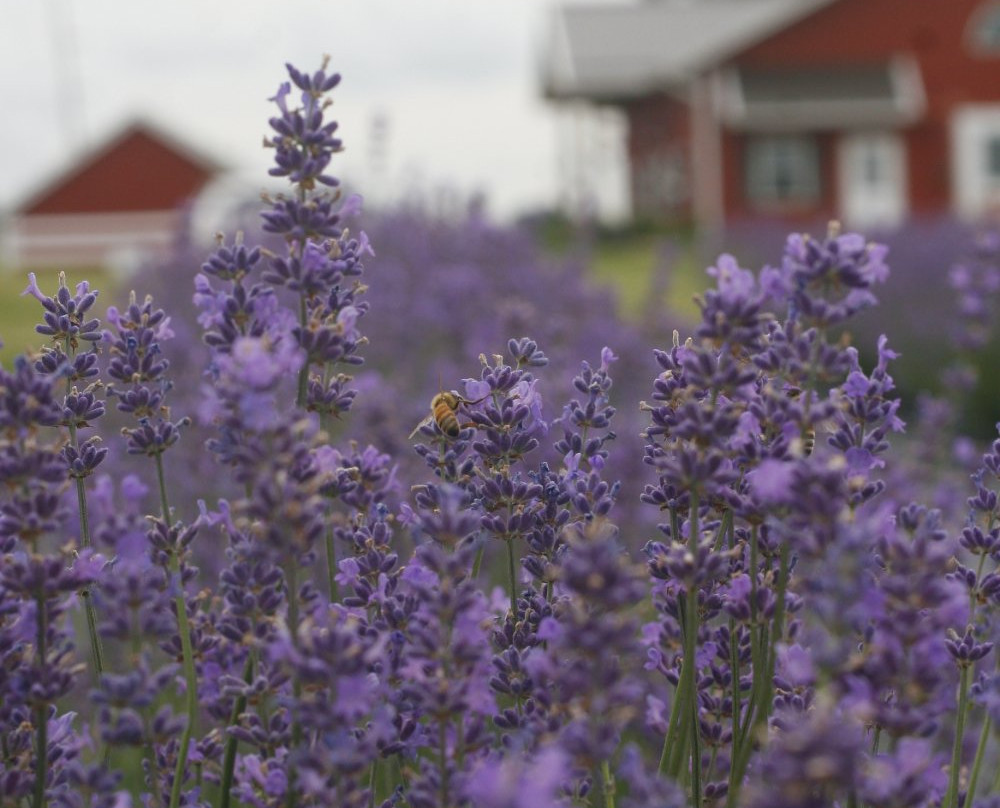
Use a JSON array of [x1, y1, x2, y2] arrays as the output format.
[[951, 104, 1000, 219], [7, 209, 183, 271]]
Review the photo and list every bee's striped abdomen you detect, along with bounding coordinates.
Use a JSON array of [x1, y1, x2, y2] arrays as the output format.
[[431, 392, 461, 437]]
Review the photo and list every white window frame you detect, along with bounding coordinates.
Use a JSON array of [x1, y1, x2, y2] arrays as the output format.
[[745, 135, 821, 207], [836, 131, 907, 228], [951, 104, 1000, 218], [967, 2, 1000, 56]]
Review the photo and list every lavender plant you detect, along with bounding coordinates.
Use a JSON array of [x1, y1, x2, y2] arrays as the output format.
[[6, 57, 1000, 808]]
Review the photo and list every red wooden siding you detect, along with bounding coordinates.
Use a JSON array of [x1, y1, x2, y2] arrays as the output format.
[[24, 127, 213, 215], [624, 93, 693, 222], [720, 131, 839, 225], [722, 0, 1000, 220]]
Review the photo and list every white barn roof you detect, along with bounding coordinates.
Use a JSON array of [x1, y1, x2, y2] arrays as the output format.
[[543, 0, 837, 101]]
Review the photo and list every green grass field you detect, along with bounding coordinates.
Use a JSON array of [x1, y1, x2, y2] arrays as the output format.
[[0, 231, 707, 369], [589, 233, 703, 323], [0, 267, 117, 366]]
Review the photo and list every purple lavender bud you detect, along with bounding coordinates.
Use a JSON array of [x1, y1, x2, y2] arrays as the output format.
[[122, 416, 189, 457], [858, 738, 948, 808], [61, 437, 108, 479], [108, 385, 164, 419], [644, 536, 731, 589], [945, 627, 993, 667], [201, 237, 262, 282], [0, 443, 66, 494], [232, 752, 289, 808], [32, 344, 71, 379], [745, 702, 863, 808], [59, 386, 105, 428], [972, 671, 1000, 724], [697, 254, 769, 350], [460, 746, 571, 808], [94, 559, 174, 640], [91, 659, 180, 743], [968, 484, 999, 516], [104, 296, 173, 385], [778, 226, 889, 327], [409, 483, 480, 548], [55, 760, 126, 808], [507, 337, 548, 368], [0, 490, 66, 546], [1, 552, 97, 599], [23, 272, 102, 348], [980, 571, 1000, 603], [146, 518, 198, 566], [260, 196, 343, 241], [0, 357, 63, 432]]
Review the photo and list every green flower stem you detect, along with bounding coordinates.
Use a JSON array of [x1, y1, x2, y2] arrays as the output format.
[[600, 759, 616, 808], [991, 742, 1000, 792], [325, 524, 339, 603], [684, 492, 702, 808], [666, 715, 690, 782], [62, 332, 106, 683], [506, 538, 518, 614], [944, 664, 972, 808], [368, 757, 379, 808], [971, 553, 989, 617], [32, 592, 48, 808], [665, 494, 702, 797], [728, 616, 742, 775], [284, 561, 303, 808], [712, 509, 733, 553], [952, 553, 992, 806], [471, 542, 486, 581], [72, 442, 106, 681], [658, 505, 685, 777], [286, 560, 300, 640], [727, 529, 765, 807], [966, 712, 991, 806], [763, 543, 790, 724], [438, 720, 449, 808], [657, 665, 685, 775], [141, 708, 163, 799], [296, 293, 309, 408], [218, 653, 255, 808], [156, 453, 198, 808], [455, 720, 466, 770]]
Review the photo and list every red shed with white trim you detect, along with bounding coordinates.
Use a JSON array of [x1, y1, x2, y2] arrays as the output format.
[[6, 119, 221, 270], [543, 0, 1000, 229]]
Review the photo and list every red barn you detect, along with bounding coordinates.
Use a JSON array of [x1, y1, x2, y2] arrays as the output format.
[[543, 0, 1000, 229], [6, 119, 221, 270]]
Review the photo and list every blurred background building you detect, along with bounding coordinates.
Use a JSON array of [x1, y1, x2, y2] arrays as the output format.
[[542, 0, 1000, 230], [4, 119, 224, 273], [9, 0, 1000, 275]]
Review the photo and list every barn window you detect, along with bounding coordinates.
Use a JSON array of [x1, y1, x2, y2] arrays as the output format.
[[968, 2, 1000, 55], [988, 135, 1000, 182], [745, 135, 820, 207]]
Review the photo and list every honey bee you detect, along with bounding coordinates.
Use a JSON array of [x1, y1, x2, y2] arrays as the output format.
[[409, 391, 488, 440], [800, 425, 816, 458], [785, 385, 816, 457]]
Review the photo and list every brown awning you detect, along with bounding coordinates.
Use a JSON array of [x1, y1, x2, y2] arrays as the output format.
[[718, 58, 925, 130]]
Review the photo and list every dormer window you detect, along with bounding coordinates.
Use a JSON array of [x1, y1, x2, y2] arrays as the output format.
[[968, 2, 1000, 55], [745, 135, 820, 208]]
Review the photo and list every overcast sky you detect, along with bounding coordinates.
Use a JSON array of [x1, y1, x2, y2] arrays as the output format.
[[0, 0, 629, 222]]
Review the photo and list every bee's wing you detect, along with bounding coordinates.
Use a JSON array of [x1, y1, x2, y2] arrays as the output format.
[[408, 413, 435, 440]]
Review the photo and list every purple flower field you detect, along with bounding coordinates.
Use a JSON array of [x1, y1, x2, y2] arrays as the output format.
[[4, 59, 1000, 808]]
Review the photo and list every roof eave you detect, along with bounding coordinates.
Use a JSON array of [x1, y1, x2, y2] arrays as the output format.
[[13, 116, 226, 215], [543, 74, 691, 106]]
